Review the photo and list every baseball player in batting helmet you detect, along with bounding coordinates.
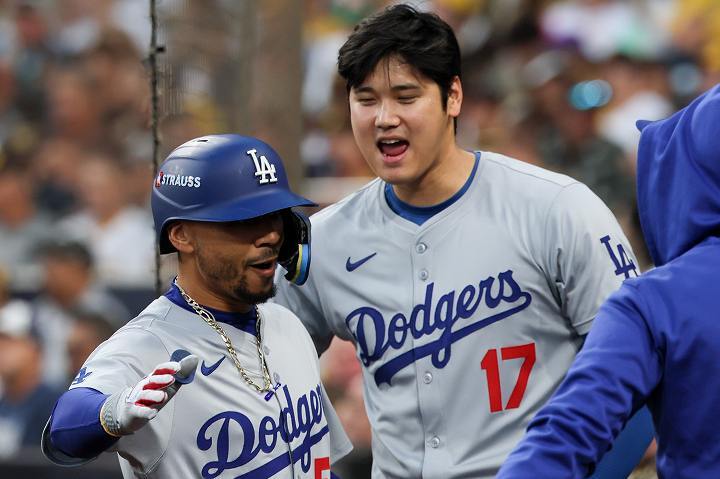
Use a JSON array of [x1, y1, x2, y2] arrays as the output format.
[[42, 134, 352, 478], [153, 134, 315, 285]]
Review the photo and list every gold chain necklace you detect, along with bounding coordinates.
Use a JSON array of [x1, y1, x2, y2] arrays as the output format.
[[174, 280, 273, 393]]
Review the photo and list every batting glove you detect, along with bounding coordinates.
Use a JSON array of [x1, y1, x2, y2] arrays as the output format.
[[99, 354, 198, 437]]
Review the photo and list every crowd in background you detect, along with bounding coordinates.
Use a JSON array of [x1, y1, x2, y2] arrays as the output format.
[[0, 0, 719, 476]]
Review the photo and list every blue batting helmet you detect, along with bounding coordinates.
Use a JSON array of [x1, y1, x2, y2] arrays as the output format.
[[151, 134, 316, 284]]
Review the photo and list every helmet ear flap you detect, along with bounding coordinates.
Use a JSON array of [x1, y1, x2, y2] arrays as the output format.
[[278, 210, 312, 285]]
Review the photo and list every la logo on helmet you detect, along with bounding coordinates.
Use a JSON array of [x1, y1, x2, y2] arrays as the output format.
[[247, 149, 278, 185]]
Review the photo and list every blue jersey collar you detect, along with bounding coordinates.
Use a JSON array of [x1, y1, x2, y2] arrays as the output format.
[[384, 151, 480, 226]]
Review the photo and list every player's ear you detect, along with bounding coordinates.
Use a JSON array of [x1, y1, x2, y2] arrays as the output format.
[[446, 76, 462, 118], [167, 221, 195, 254]]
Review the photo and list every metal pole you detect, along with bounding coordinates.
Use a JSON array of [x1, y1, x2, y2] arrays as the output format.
[[149, 0, 163, 296]]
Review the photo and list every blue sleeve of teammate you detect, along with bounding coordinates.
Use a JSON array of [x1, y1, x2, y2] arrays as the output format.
[[589, 406, 654, 479], [496, 284, 661, 478], [49, 387, 119, 458]]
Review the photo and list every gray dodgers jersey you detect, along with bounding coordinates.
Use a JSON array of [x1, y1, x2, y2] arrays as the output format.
[[70, 297, 351, 479], [275, 152, 638, 479]]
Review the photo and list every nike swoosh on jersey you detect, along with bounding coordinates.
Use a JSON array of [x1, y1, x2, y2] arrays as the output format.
[[346, 252, 377, 272], [201, 356, 225, 376]]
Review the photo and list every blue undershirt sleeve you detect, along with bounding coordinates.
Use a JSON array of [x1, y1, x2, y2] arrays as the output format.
[[48, 387, 119, 458]]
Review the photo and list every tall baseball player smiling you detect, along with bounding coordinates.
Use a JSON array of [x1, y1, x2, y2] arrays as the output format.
[[42, 135, 351, 478], [275, 5, 652, 478]]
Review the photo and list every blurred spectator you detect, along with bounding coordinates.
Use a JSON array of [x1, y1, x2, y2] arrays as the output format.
[[320, 337, 363, 400], [65, 311, 115, 383], [302, 22, 349, 116], [0, 268, 7, 307], [303, 74, 376, 178], [31, 138, 84, 218], [83, 28, 149, 150], [672, 0, 720, 81], [0, 165, 55, 289], [36, 240, 130, 323], [0, 299, 63, 459], [333, 375, 372, 479], [12, 2, 51, 125], [51, 0, 104, 56], [302, 0, 378, 115], [109, 0, 152, 54], [0, 61, 19, 147], [539, 0, 671, 62], [596, 56, 674, 165], [529, 75, 635, 215], [431, 0, 489, 56], [327, 127, 374, 177], [57, 153, 156, 287], [45, 61, 104, 147], [32, 240, 128, 387]]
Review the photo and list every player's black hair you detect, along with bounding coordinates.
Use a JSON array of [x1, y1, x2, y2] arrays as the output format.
[[338, 4, 461, 111]]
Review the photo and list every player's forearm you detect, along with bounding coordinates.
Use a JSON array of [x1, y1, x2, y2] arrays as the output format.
[[48, 387, 119, 459], [44, 354, 197, 466]]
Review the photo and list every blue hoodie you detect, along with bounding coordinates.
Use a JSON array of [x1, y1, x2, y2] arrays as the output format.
[[497, 84, 720, 478]]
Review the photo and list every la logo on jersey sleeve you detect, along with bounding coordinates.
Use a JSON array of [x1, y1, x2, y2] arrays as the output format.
[[71, 367, 92, 386], [600, 234, 638, 279]]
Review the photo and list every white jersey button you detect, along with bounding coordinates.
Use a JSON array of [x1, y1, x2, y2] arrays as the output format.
[[428, 436, 441, 448], [263, 345, 271, 355], [273, 372, 281, 382], [419, 269, 429, 281], [416, 243, 427, 254], [423, 372, 433, 384]]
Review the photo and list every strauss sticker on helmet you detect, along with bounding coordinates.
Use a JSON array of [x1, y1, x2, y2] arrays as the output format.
[[247, 149, 278, 185], [154, 171, 202, 188]]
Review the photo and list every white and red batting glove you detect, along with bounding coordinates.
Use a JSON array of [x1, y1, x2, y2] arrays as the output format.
[[99, 354, 198, 437]]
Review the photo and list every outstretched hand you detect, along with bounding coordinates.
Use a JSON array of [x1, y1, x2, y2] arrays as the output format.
[[100, 354, 199, 437]]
